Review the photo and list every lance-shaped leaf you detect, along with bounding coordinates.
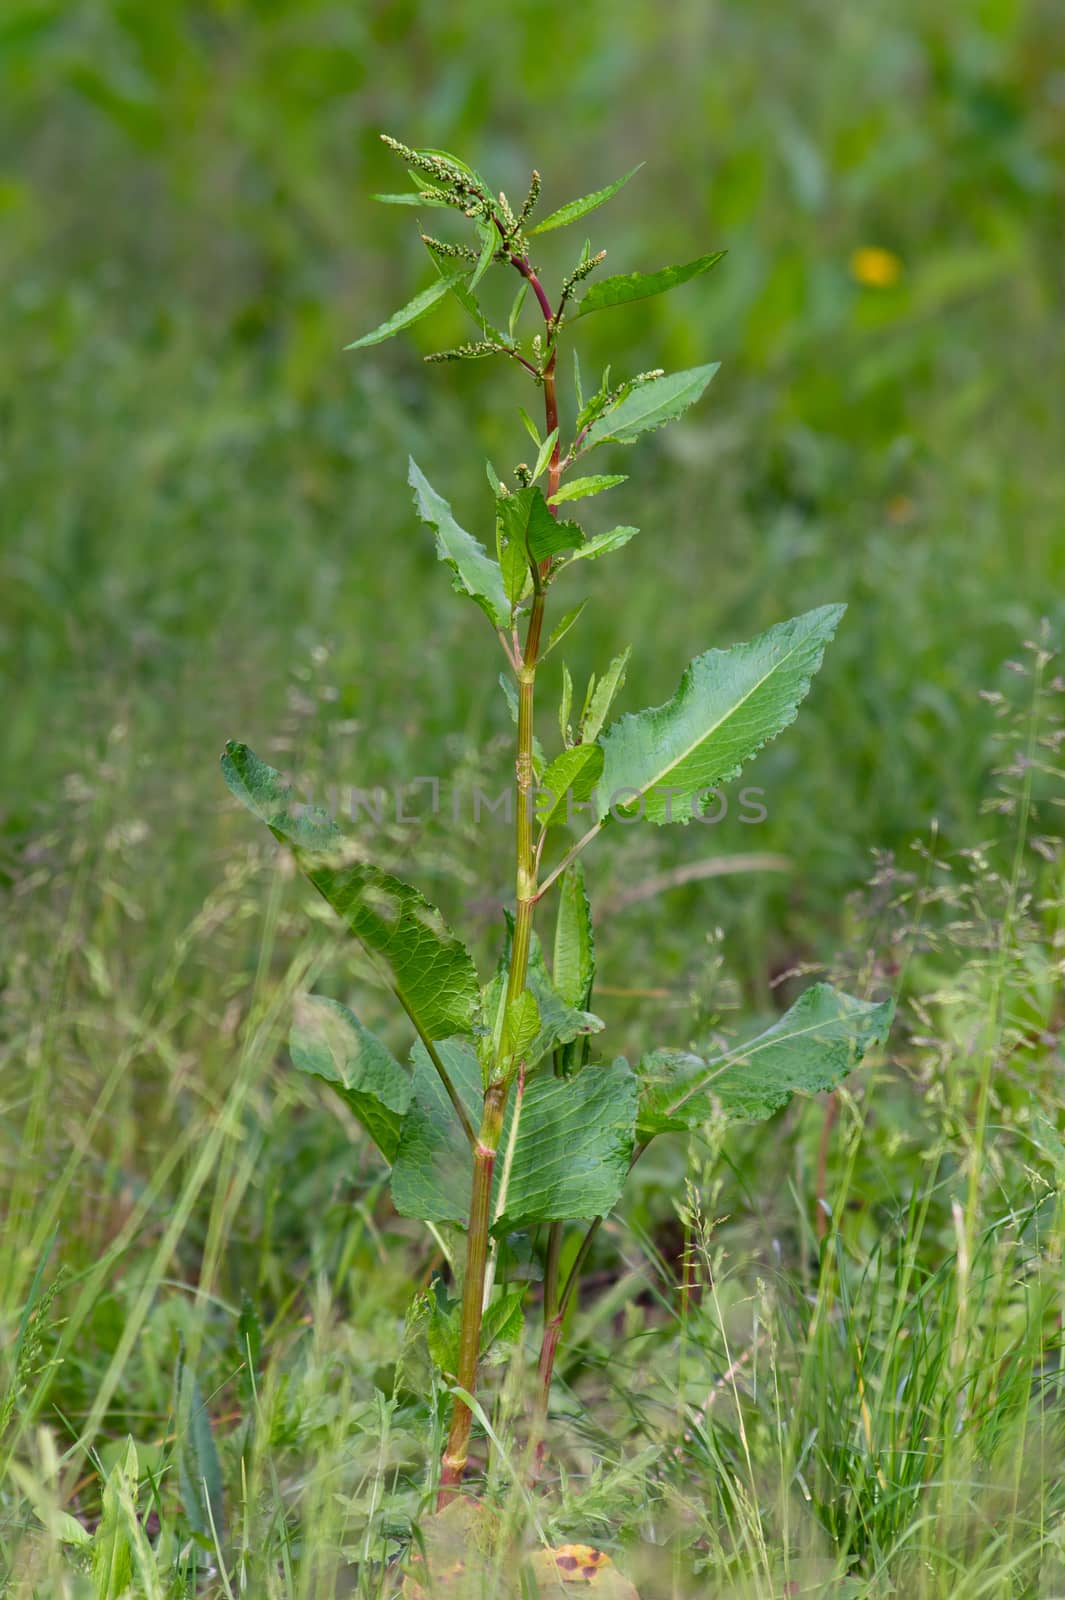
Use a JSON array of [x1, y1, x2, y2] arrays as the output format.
[[575, 251, 725, 319], [581, 647, 631, 744], [597, 604, 845, 824], [525, 933, 603, 1062], [391, 1040, 636, 1228], [637, 984, 894, 1139], [289, 994, 411, 1161], [409, 459, 509, 627], [344, 270, 464, 350], [497, 486, 583, 567], [560, 525, 639, 564], [221, 743, 481, 1042], [531, 164, 643, 234], [552, 862, 595, 1011], [583, 363, 720, 450], [549, 474, 628, 505], [536, 744, 604, 827]]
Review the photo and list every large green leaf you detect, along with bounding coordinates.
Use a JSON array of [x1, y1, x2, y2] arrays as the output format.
[[552, 862, 595, 1011], [493, 1058, 637, 1232], [530, 164, 643, 234], [221, 743, 481, 1041], [597, 604, 844, 824], [409, 459, 510, 628], [575, 251, 725, 319], [289, 994, 411, 1161], [582, 363, 720, 450], [637, 985, 893, 1139], [391, 1040, 636, 1228], [344, 271, 463, 349]]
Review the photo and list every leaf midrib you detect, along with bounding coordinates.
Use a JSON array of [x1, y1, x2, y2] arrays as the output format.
[[662, 1006, 871, 1119], [606, 611, 832, 812]]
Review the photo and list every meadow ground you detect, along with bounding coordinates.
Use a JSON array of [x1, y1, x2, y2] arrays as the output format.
[[2, 2, 1064, 1594]]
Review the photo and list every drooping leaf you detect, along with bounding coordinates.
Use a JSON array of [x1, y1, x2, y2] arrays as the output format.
[[581, 647, 631, 744], [637, 985, 893, 1138], [468, 221, 497, 289], [409, 459, 510, 628], [391, 1040, 482, 1223], [561, 525, 639, 564], [549, 474, 628, 505], [289, 994, 411, 1161], [597, 604, 845, 824], [575, 251, 725, 318], [582, 363, 720, 450], [552, 862, 595, 1011], [497, 486, 583, 566], [345, 271, 464, 350], [536, 744, 604, 827], [221, 744, 481, 1042], [531, 164, 643, 234]]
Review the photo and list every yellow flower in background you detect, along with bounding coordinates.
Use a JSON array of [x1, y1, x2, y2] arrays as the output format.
[[850, 246, 903, 288]]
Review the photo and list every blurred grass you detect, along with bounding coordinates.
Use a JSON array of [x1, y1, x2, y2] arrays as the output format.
[[2, 0, 1065, 1593]]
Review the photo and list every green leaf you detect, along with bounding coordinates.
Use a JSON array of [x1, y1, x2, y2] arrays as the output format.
[[409, 458, 510, 628], [583, 363, 720, 449], [175, 1361, 223, 1543], [344, 271, 463, 350], [552, 862, 595, 1011], [542, 601, 587, 660], [558, 660, 574, 743], [531, 164, 643, 234], [532, 426, 559, 483], [636, 985, 894, 1138], [575, 250, 725, 318], [518, 406, 541, 447], [371, 191, 449, 207], [549, 474, 628, 505], [561, 525, 639, 564], [524, 934, 603, 1063], [501, 988, 541, 1070], [392, 1039, 631, 1228], [221, 743, 481, 1042], [92, 1440, 137, 1597], [469, 221, 497, 289], [391, 1040, 482, 1223], [497, 486, 582, 566], [493, 1058, 637, 1231], [289, 994, 411, 1161], [536, 744, 604, 827], [597, 605, 844, 824], [581, 648, 631, 744]]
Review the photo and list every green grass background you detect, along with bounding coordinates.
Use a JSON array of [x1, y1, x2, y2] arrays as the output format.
[[2, 1, 1065, 1595]]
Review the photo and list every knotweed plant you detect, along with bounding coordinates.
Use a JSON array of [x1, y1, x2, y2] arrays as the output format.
[[220, 137, 892, 1509]]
